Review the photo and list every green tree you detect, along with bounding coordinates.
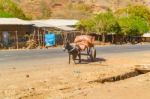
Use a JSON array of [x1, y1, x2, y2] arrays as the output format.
[[77, 11, 120, 42], [93, 12, 119, 42], [118, 16, 149, 36], [127, 5, 150, 22], [115, 4, 150, 23], [76, 18, 95, 33], [0, 11, 14, 17]]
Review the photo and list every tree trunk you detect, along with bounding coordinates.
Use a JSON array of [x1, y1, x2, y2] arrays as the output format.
[[98, 34, 101, 41], [111, 34, 114, 44], [102, 33, 105, 43]]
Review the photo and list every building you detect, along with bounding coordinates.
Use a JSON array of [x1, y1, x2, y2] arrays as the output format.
[[0, 18, 80, 49], [0, 18, 33, 49], [30, 19, 80, 46]]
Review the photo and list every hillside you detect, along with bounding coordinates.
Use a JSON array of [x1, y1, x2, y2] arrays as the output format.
[[13, 0, 150, 19]]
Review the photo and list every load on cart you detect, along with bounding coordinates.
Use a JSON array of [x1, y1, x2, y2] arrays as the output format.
[[63, 35, 96, 64]]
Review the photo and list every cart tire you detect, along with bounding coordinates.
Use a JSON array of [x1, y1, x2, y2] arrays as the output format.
[[93, 47, 96, 59], [90, 47, 96, 61]]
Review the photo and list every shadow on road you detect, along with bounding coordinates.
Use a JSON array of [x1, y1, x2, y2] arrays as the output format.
[[76, 57, 106, 64]]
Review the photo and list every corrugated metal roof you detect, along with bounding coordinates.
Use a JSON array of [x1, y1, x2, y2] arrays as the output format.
[[30, 19, 79, 27], [44, 19, 79, 26], [0, 18, 32, 25], [0, 18, 78, 31], [55, 26, 76, 31], [30, 21, 50, 27]]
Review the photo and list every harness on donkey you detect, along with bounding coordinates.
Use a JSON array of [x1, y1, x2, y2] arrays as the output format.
[[63, 35, 96, 64], [63, 41, 81, 64]]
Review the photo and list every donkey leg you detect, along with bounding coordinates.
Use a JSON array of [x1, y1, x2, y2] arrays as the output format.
[[78, 53, 81, 63], [72, 54, 77, 64], [73, 59, 76, 64]]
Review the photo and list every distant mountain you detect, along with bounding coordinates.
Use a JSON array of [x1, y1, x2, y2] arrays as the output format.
[[13, 0, 150, 19]]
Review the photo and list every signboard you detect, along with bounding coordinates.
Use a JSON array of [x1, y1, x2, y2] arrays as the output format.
[[45, 33, 56, 46]]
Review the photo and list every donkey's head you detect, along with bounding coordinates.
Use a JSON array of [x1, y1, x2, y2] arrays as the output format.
[[63, 41, 69, 51], [63, 38, 72, 52]]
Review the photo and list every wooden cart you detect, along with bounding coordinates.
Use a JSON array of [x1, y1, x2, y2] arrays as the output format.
[[74, 35, 96, 61]]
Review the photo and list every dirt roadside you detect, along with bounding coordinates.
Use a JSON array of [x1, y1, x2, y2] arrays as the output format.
[[0, 51, 150, 99]]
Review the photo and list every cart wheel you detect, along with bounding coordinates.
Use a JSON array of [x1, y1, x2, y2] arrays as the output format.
[[90, 47, 96, 61]]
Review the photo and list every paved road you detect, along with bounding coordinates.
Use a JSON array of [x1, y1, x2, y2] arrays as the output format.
[[0, 44, 150, 67]]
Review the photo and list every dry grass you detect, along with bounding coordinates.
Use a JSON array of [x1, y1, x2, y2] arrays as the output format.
[[14, 0, 150, 19]]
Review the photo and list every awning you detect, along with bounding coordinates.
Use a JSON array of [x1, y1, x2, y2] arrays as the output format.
[[55, 26, 76, 31], [30, 19, 79, 31], [0, 18, 32, 25]]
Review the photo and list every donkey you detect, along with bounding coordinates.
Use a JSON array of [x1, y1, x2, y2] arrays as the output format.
[[63, 41, 81, 64]]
